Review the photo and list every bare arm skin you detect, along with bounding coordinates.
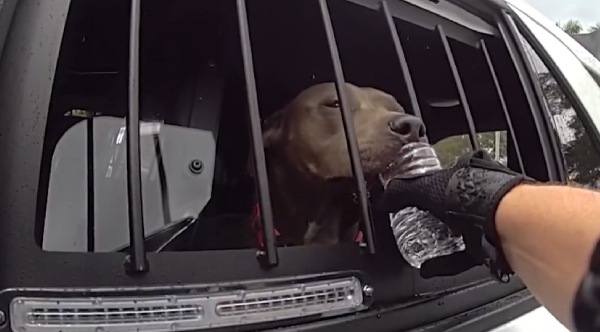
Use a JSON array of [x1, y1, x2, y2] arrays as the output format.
[[496, 184, 600, 330]]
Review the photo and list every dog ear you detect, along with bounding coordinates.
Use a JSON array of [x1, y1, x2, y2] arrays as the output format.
[[262, 109, 286, 148]]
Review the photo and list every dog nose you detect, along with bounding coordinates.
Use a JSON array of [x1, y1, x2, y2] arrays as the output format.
[[389, 115, 426, 142]]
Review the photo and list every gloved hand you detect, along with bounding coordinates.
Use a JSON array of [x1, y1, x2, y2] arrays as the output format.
[[378, 150, 535, 281]]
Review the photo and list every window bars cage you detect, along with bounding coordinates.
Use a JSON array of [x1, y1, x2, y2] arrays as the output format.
[[125, 0, 149, 273], [480, 39, 526, 174], [318, 0, 376, 254], [436, 25, 480, 151], [116, 0, 529, 272], [383, 1, 482, 152]]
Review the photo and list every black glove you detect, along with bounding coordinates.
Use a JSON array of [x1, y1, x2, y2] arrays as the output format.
[[378, 150, 535, 281]]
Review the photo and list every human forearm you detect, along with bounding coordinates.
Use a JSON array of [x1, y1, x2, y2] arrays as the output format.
[[496, 184, 600, 329]]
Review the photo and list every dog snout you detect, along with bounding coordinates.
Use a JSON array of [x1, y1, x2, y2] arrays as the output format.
[[389, 115, 426, 143]]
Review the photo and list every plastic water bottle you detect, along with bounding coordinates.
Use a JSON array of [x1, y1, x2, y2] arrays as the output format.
[[380, 142, 466, 269]]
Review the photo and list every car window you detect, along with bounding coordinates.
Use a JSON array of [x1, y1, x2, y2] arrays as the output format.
[[509, 7, 600, 149], [515, 26, 600, 187]]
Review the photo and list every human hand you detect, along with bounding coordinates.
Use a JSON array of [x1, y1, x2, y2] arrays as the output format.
[[378, 150, 534, 280]]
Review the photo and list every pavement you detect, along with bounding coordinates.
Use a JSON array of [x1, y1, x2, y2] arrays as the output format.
[[490, 307, 569, 332]]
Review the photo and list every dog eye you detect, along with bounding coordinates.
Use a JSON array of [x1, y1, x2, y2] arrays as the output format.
[[324, 100, 340, 108]]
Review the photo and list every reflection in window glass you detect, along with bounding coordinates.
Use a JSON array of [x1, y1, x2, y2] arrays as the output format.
[[517, 31, 600, 188], [433, 131, 507, 168]]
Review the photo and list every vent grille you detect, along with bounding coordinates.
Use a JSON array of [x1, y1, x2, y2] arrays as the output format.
[[27, 305, 203, 325], [10, 277, 364, 332], [216, 284, 358, 316]]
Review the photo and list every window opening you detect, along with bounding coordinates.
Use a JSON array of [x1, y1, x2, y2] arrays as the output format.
[[38, 0, 539, 274]]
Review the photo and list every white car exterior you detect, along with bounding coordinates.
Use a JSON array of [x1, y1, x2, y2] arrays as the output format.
[[493, 0, 600, 330]]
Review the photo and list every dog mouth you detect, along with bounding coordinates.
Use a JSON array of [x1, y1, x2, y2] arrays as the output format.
[[358, 142, 409, 176], [324, 146, 433, 203], [378, 142, 440, 186]]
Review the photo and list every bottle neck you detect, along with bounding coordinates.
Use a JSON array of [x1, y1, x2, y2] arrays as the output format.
[[380, 144, 441, 187]]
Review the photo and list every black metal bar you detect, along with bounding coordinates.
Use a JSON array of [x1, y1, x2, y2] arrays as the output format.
[[436, 25, 479, 151], [497, 14, 557, 180], [236, 0, 278, 266], [480, 39, 526, 175], [381, 1, 421, 118], [87, 117, 95, 252], [319, 0, 376, 254], [125, 0, 149, 273]]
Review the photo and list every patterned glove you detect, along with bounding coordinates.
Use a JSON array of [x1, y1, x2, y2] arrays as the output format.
[[378, 150, 535, 281]]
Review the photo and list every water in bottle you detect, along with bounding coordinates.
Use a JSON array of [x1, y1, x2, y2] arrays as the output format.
[[380, 142, 465, 269]]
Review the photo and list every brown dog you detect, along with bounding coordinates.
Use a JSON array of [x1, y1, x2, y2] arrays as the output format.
[[262, 82, 426, 246]]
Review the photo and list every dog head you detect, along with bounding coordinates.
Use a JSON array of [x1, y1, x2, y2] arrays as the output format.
[[263, 82, 427, 179]]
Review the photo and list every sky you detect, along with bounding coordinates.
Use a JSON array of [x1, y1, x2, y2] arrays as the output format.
[[526, 0, 600, 30]]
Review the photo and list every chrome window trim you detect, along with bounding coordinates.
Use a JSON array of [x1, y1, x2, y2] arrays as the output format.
[[505, 0, 600, 83]]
